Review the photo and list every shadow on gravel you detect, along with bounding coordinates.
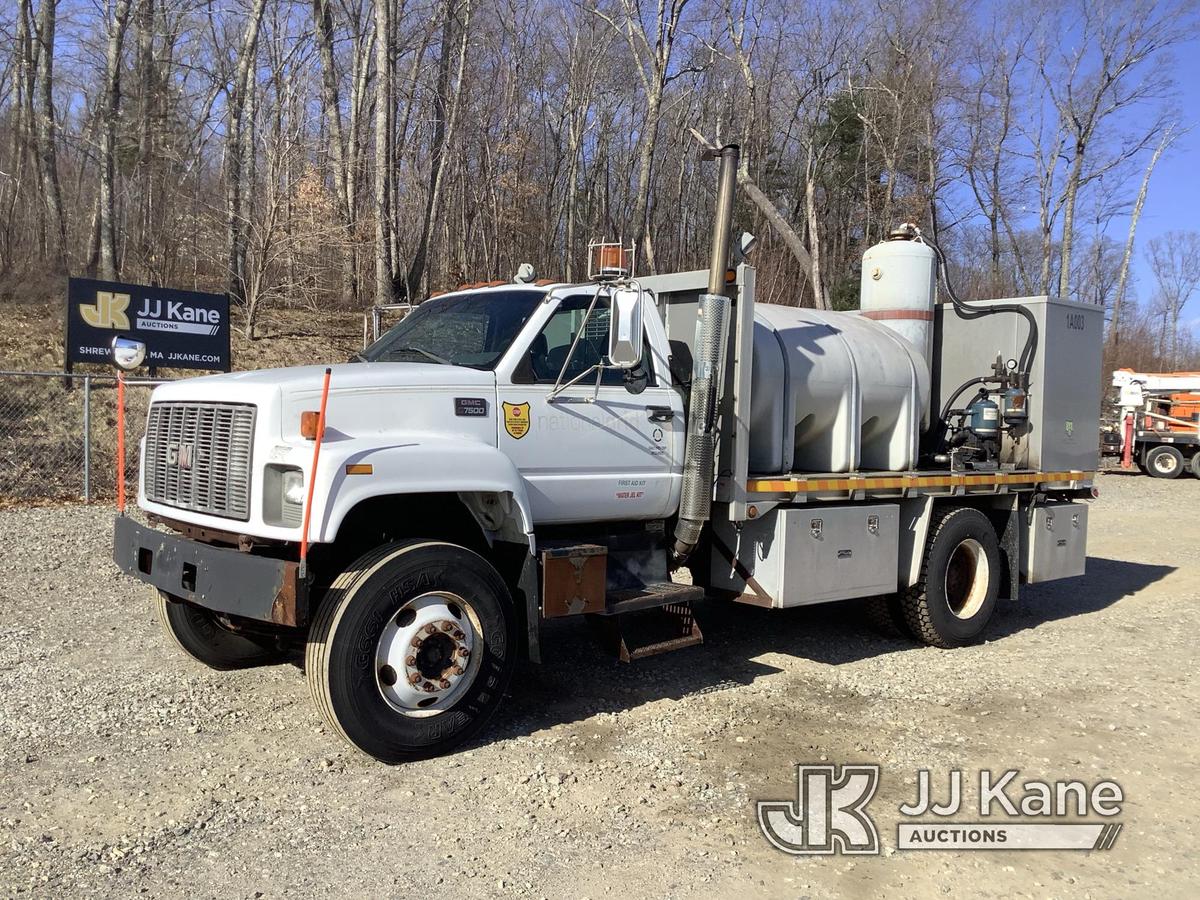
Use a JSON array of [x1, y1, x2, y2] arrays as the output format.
[[989, 555, 1174, 640], [490, 555, 1172, 743]]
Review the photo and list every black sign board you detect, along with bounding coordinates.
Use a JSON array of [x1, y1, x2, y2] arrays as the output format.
[[66, 277, 231, 371]]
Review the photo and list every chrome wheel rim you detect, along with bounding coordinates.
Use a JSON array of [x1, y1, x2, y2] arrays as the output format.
[[374, 592, 483, 717], [945, 538, 989, 620]]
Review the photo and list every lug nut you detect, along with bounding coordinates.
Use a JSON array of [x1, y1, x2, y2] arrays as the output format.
[[453, 630, 465, 640], [425, 624, 438, 635], [451, 665, 464, 676], [405, 656, 416, 667], [423, 681, 436, 692], [441, 621, 455, 632], [439, 678, 451, 689], [411, 637, 422, 648], [408, 673, 421, 685], [457, 647, 469, 658]]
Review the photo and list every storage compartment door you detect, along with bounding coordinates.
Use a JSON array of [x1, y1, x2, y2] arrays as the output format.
[[1022, 502, 1088, 583]]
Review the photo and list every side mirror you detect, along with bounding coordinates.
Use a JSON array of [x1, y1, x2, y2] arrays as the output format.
[[608, 287, 645, 369], [110, 335, 147, 371]]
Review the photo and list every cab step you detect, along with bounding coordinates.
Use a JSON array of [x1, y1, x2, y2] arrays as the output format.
[[589, 582, 704, 662]]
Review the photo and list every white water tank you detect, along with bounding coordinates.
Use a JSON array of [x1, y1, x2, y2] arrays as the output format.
[[859, 230, 938, 363], [748, 306, 931, 474]]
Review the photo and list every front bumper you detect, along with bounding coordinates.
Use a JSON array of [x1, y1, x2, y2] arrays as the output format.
[[112, 516, 308, 627]]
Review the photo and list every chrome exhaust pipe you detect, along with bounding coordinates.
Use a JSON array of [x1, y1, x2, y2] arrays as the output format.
[[672, 144, 739, 563]]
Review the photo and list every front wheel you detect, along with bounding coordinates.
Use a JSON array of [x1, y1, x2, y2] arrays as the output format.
[[305, 540, 515, 763], [900, 506, 1001, 648]]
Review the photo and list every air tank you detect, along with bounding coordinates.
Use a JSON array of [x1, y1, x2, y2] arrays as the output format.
[[748, 306, 931, 474], [859, 226, 938, 364]]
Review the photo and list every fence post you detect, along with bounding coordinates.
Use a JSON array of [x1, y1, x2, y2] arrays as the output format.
[[83, 376, 92, 503]]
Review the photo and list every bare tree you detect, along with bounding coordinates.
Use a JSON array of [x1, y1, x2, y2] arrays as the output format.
[[98, 0, 134, 280], [1145, 232, 1200, 368], [32, 0, 68, 271], [1042, 0, 1191, 300], [226, 0, 270, 305], [1109, 123, 1179, 349]]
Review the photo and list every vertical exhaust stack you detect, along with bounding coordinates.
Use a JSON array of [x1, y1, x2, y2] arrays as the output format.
[[672, 144, 739, 564]]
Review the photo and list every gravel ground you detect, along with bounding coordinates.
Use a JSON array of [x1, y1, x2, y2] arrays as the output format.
[[1, 471, 1198, 898]]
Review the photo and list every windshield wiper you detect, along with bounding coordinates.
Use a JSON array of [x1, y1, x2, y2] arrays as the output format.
[[391, 345, 450, 365]]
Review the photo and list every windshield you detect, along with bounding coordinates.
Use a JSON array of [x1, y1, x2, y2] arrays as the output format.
[[359, 289, 544, 368]]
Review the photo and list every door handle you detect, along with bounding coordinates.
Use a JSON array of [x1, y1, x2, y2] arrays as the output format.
[[646, 405, 674, 422]]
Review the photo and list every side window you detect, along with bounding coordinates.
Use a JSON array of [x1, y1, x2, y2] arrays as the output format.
[[521, 295, 655, 386]]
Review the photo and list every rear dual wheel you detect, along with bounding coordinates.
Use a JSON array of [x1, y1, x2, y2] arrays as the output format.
[[1145, 445, 1184, 479], [305, 540, 515, 763], [900, 506, 1001, 649]]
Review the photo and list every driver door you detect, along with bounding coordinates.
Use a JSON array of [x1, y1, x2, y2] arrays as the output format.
[[496, 291, 681, 524]]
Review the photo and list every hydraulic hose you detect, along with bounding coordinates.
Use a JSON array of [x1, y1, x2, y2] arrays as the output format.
[[923, 237, 1039, 385]]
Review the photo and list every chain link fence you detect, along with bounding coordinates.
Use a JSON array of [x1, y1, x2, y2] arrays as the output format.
[[0, 371, 163, 504]]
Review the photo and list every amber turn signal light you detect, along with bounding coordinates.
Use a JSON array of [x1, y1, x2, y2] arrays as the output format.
[[300, 410, 322, 440]]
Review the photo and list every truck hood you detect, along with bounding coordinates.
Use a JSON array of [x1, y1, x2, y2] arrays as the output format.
[[147, 362, 499, 445]]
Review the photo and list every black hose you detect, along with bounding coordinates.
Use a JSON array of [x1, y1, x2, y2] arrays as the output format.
[[938, 377, 991, 425], [923, 237, 1039, 385]]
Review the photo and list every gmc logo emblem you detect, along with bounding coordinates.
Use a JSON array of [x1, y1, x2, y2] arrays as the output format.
[[167, 443, 196, 470]]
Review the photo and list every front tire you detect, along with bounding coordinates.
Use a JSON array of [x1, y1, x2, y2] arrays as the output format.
[[900, 506, 1001, 648], [1146, 445, 1184, 479], [154, 590, 284, 670], [305, 540, 515, 763]]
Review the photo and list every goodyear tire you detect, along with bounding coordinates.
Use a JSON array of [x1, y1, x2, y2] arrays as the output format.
[[900, 506, 1001, 648], [154, 590, 284, 670], [1145, 445, 1184, 479], [305, 540, 515, 763]]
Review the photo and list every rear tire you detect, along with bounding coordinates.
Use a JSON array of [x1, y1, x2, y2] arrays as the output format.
[[900, 506, 1001, 648], [305, 540, 515, 763], [1190, 452, 1200, 479], [1145, 445, 1184, 479], [154, 590, 284, 670], [862, 594, 912, 638]]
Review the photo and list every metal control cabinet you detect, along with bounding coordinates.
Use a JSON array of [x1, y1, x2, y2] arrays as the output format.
[[1022, 501, 1088, 583], [933, 296, 1103, 473], [711, 504, 899, 607]]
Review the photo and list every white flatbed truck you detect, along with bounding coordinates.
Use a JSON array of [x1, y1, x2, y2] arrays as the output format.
[[113, 147, 1101, 762]]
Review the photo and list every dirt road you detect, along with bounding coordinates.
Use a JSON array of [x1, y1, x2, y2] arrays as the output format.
[[1, 472, 1197, 898]]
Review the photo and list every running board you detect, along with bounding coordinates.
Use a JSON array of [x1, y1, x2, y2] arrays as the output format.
[[589, 582, 704, 662]]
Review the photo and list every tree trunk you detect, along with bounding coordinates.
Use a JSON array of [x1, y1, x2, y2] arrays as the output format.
[[1110, 126, 1174, 349], [313, 0, 358, 306], [373, 0, 394, 305], [405, 0, 471, 300], [99, 0, 134, 281], [33, 0, 69, 272], [225, 0, 268, 305]]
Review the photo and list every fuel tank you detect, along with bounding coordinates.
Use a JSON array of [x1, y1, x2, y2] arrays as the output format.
[[747, 306, 931, 474]]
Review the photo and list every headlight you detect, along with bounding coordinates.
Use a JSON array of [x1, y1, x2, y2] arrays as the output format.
[[282, 470, 305, 506], [264, 465, 305, 527]]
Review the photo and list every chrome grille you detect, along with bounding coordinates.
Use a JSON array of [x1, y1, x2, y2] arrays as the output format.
[[143, 402, 256, 520]]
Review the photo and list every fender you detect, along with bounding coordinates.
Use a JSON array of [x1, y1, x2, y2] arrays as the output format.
[[308, 436, 535, 547]]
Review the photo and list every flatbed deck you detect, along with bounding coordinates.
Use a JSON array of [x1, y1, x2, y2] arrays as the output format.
[[740, 469, 1094, 504]]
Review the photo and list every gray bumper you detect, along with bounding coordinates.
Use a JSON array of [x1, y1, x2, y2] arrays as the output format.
[[112, 516, 308, 627]]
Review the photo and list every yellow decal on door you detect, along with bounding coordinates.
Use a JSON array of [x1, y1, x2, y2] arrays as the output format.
[[503, 401, 531, 439]]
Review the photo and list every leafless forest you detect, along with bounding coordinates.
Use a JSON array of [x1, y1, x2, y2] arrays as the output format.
[[0, 0, 1197, 369]]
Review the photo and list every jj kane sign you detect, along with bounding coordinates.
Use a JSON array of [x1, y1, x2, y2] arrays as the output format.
[[66, 277, 231, 371]]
